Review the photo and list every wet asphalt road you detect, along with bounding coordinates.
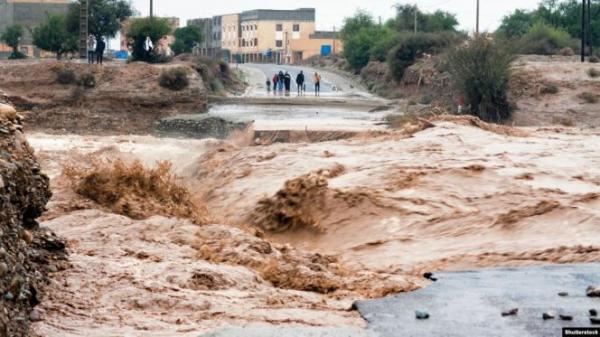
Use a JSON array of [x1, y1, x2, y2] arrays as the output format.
[[356, 264, 600, 337], [238, 63, 335, 94], [202, 264, 600, 337]]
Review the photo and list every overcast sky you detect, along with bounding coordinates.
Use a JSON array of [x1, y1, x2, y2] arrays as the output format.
[[129, 0, 542, 32]]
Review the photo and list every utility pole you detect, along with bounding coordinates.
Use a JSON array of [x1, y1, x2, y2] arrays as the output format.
[[414, 4, 418, 33], [581, 0, 585, 61], [476, 0, 480, 37], [588, 0, 592, 56], [79, 0, 89, 59], [150, 0, 153, 19], [332, 26, 336, 55]]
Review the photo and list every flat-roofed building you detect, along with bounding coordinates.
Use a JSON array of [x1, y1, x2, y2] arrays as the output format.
[[0, 0, 70, 57], [236, 8, 315, 64], [188, 8, 342, 64]]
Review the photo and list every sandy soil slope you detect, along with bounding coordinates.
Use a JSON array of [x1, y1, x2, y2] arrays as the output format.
[[508, 56, 600, 127], [27, 117, 600, 336]]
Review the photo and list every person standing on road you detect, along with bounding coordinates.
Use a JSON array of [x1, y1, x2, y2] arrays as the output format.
[[266, 77, 271, 93], [278, 71, 285, 92], [272, 74, 279, 94], [313, 72, 321, 96], [296, 71, 305, 95], [96, 37, 106, 65], [284, 71, 291, 93], [87, 35, 96, 64]]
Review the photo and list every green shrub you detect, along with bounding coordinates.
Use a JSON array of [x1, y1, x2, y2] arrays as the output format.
[[445, 38, 515, 123], [587, 68, 600, 78], [159, 67, 189, 91], [78, 73, 96, 88], [518, 22, 575, 55], [369, 29, 401, 62], [8, 51, 26, 60], [56, 68, 76, 85], [578, 92, 598, 103], [387, 31, 459, 81]]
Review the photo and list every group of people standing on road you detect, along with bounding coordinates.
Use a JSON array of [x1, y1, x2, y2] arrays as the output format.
[[87, 35, 106, 65], [266, 70, 321, 96]]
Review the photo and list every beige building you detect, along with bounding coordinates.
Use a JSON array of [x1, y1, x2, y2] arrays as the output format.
[[0, 0, 70, 58], [188, 8, 342, 64]]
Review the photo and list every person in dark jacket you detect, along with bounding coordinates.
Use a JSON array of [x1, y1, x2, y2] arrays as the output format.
[[284, 71, 292, 92], [272, 74, 279, 94], [96, 37, 106, 65], [277, 71, 285, 92], [296, 71, 305, 95], [266, 78, 271, 93]]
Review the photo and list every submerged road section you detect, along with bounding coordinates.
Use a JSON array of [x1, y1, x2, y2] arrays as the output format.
[[356, 264, 600, 337]]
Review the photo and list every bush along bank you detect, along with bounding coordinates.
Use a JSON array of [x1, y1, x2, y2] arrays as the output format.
[[0, 103, 67, 337]]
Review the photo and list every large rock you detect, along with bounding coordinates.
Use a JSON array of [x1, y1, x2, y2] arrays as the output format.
[[0, 103, 66, 337]]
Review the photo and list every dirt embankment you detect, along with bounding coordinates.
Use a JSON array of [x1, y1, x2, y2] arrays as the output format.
[[510, 55, 600, 127], [0, 57, 244, 135], [0, 103, 67, 337], [313, 55, 600, 128]]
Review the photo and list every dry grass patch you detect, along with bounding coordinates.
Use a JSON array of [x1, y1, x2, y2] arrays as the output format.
[[64, 159, 210, 224]]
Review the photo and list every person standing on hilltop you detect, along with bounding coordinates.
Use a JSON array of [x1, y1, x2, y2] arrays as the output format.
[[313, 72, 321, 96], [296, 71, 305, 95], [87, 35, 96, 64], [96, 37, 106, 65]]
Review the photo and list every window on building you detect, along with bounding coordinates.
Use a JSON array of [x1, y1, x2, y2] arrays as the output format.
[[254, 38, 258, 46], [254, 25, 257, 30], [276, 24, 283, 32], [276, 40, 283, 48], [293, 24, 300, 32]]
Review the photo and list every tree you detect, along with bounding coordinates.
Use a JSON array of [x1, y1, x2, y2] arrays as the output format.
[[392, 4, 458, 33], [172, 25, 203, 55], [341, 10, 376, 38], [66, 0, 134, 40], [126, 17, 172, 62], [33, 14, 78, 59], [1, 24, 25, 59], [496, 9, 535, 38]]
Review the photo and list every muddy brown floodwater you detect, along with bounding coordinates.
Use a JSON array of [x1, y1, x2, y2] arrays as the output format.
[[26, 117, 600, 336]]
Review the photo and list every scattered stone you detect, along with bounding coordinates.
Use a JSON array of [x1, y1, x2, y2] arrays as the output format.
[[29, 309, 42, 322], [542, 312, 555, 320], [21, 230, 33, 244], [591, 317, 600, 325], [3, 292, 13, 301], [559, 314, 573, 321], [502, 308, 519, 317], [558, 292, 569, 297], [587, 286, 600, 297], [590, 309, 598, 317], [415, 310, 430, 319], [423, 272, 438, 282], [0, 262, 7, 277]]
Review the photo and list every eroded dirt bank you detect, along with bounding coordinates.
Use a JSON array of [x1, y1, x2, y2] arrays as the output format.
[[0, 103, 66, 337], [0, 58, 243, 136], [26, 116, 600, 335]]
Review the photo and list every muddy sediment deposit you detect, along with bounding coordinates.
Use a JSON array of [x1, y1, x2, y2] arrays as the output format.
[[0, 103, 66, 337]]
